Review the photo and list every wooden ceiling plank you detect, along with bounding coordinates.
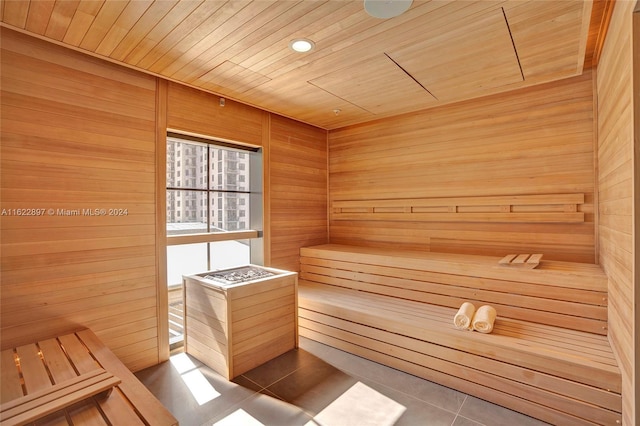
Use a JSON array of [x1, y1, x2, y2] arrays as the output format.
[[2, 0, 30, 28], [178, 0, 302, 84], [79, 0, 128, 51], [259, 0, 505, 84], [185, 1, 331, 87], [45, 0, 80, 41], [145, 0, 247, 76], [387, 8, 522, 102], [109, 0, 181, 62], [25, 0, 55, 35], [309, 55, 437, 115], [199, 61, 270, 95], [131, 0, 218, 67], [238, 1, 363, 73], [504, 1, 585, 79], [95, 0, 154, 57], [168, 0, 280, 82], [62, 0, 105, 46], [228, 0, 339, 68], [220, 65, 271, 94]]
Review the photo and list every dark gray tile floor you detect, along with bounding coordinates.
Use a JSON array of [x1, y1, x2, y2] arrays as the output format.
[[135, 337, 549, 426]]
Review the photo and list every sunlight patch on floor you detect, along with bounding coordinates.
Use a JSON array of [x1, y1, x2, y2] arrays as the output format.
[[308, 381, 406, 426], [212, 408, 265, 426], [170, 352, 221, 405]]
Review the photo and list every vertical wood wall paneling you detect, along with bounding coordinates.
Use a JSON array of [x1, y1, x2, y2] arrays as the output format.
[[328, 73, 596, 263], [634, 3, 640, 424], [262, 112, 272, 266], [269, 115, 328, 272], [155, 79, 169, 363], [0, 28, 159, 371], [597, 1, 636, 424], [593, 66, 601, 264]]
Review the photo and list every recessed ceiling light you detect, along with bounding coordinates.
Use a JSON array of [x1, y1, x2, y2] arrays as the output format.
[[364, 0, 413, 19], [289, 38, 315, 53]]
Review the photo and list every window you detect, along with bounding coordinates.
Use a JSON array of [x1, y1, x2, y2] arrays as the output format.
[[165, 133, 263, 286]]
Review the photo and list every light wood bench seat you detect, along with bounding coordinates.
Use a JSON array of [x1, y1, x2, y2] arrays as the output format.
[[0, 329, 178, 426], [301, 244, 609, 334], [1, 369, 120, 426], [298, 244, 621, 425]]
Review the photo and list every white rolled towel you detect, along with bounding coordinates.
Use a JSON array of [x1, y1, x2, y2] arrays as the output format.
[[472, 305, 497, 334], [453, 302, 476, 330]]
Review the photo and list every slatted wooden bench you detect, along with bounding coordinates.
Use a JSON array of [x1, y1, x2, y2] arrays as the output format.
[[298, 244, 621, 426], [0, 329, 178, 426]]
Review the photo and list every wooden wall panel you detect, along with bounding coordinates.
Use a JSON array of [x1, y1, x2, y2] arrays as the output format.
[[268, 115, 328, 272], [328, 72, 596, 263], [0, 28, 159, 371], [596, 2, 637, 425], [166, 82, 264, 147]]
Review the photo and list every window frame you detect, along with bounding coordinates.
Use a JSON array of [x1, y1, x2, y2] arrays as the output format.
[[165, 131, 263, 272]]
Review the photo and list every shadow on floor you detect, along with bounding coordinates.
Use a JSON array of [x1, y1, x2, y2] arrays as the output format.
[[135, 337, 549, 426]]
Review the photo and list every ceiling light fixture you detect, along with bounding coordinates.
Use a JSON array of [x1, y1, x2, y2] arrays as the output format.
[[364, 0, 413, 19], [289, 38, 315, 53]]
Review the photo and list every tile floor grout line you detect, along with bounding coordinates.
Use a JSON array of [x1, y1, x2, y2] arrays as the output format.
[[259, 364, 308, 390], [342, 368, 464, 418], [450, 395, 468, 426], [301, 340, 469, 416], [456, 395, 468, 415]]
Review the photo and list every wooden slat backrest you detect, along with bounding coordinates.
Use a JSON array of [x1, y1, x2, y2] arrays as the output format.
[[332, 193, 585, 223]]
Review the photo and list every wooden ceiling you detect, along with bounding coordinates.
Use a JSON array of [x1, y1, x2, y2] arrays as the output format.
[[1, 0, 604, 130]]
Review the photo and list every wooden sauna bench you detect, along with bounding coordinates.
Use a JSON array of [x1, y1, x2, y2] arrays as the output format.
[[298, 244, 621, 426], [0, 329, 178, 426]]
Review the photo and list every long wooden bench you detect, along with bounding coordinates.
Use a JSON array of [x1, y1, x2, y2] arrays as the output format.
[[0, 329, 178, 426], [298, 244, 621, 426]]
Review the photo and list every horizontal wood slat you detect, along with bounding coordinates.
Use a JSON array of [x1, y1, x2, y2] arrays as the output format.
[[298, 244, 620, 425], [332, 193, 585, 223], [0, 28, 160, 370], [0, 369, 120, 426], [0, 331, 177, 425]]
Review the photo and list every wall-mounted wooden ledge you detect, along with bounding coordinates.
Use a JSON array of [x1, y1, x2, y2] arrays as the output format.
[[332, 193, 585, 223], [167, 230, 259, 245]]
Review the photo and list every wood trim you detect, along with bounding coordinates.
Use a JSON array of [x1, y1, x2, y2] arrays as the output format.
[[167, 230, 259, 246], [591, 0, 617, 67], [633, 4, 640, 423], [332, 194, 586, 224], [326, 130, 331, 244], [577, 0, 594, 74], [262, 112, 272, 266], [592, 67, 600, 264], [155, 78, 169, 363]]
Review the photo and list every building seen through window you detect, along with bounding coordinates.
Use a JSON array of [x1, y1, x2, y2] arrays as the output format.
[[166, 137, 253, 235]]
